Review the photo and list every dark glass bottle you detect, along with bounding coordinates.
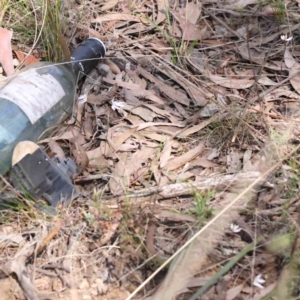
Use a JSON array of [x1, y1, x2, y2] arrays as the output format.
[[0, 38, 105, 174]]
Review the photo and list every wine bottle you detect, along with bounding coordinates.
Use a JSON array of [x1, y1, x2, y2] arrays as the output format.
[[0, 38, 105, 175]]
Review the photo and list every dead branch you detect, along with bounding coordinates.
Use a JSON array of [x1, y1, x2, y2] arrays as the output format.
[[102, 171, 266, 205]]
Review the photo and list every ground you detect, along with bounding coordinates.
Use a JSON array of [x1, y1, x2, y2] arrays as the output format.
[[1, 0, 300, 299]]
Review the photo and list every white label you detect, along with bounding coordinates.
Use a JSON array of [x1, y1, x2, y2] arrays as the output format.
[[0, 69, 66, 124]]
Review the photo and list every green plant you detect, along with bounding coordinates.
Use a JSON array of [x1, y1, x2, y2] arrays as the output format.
[[189, 189, 215, 223], [269, 0, 286, 24], [38, 0, 70, 62]]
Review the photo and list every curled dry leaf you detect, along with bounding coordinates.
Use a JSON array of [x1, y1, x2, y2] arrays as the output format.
[[0, 27, 14, 76]]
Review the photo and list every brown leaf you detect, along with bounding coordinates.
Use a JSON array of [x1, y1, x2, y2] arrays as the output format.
[[209, 73, 254, 89], [136, 65, 190, 105], [99, 221, 120, 246], [224, 0, 258, 9], [14, 50, 40, 66], [154, 64, 210, 105], [70, 141, 89, 173], [48, 139, 65, 159], [156, 0, 169, 24], [226, 284, 244, 300], [257, 76, 277, 86], [163, 143, 204, 171], [87, 86, 117, 105], [185, 1, 202, 25], [100, 0, 118, 11], [109, 147, 155, 194], [238, 43, 285, 71], [178, 113, 225, 137], [0, 27, 14, 76], [160, 138, 172, 168], [91, 14, 149, 24], [187, 157, 218, 169], [284, 48, 300, 94], [110, 125, 137, 148], [173, 12, 206, 41], [82, 115, 94, 140], [105, 58, 121, 74]]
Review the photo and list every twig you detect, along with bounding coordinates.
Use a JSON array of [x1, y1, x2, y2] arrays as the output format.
[[35, 219, 62, 256], [102, 171, 265, 204]]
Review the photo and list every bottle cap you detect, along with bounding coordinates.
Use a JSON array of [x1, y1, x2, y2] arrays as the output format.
[[71, 38, 106, 80]]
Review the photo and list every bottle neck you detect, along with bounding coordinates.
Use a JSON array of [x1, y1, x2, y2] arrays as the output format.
[[70, 38, 106, 80]]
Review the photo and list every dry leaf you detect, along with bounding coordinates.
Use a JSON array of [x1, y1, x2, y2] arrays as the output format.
[[110, 125, 137, 148], [0, 27, 14, 76], [87, 86, 117, 105], [109, 147, 155, 194], [100, 0, 118, 11], [258, 76, 277, 86], [179, 113, 225, 137], [186, 157, 218, 169], [284, 48, 300, 94], [136, 66, 190, 105], [48, 139, 65, 159], [14, 50, 39, 66], [225, 284, 244, 300], [82, 114, 94, 139], [173, 12, 206, 41], [185, 1, 202, 25], [91, 14, 149, 24], [155, 64, 210, 105], [209, 73, 254, 89], [238, 43, 285, 71], [105, 58, 121, 74], [227, 150, 241, 173], [163, 143, 204, 171], [224, 0, 258, 9], [160, 138, 172, 168], [156, 0, 169, 24], [71, 141, 89, 172], [86, 147, 109, 167], [105, 77, 165, 105]]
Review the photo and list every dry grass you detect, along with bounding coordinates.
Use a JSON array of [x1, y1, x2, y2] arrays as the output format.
[[2, 0, 300, 299]]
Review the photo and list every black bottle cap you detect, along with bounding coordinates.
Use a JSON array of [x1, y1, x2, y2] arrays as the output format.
[[71, 38, 106, 80]]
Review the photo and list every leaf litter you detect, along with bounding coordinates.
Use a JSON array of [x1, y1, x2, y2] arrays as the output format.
[[2, 0, 300, 299]]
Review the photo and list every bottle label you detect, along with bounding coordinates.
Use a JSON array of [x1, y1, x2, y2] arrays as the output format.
[[0, 69, 66, 124]]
